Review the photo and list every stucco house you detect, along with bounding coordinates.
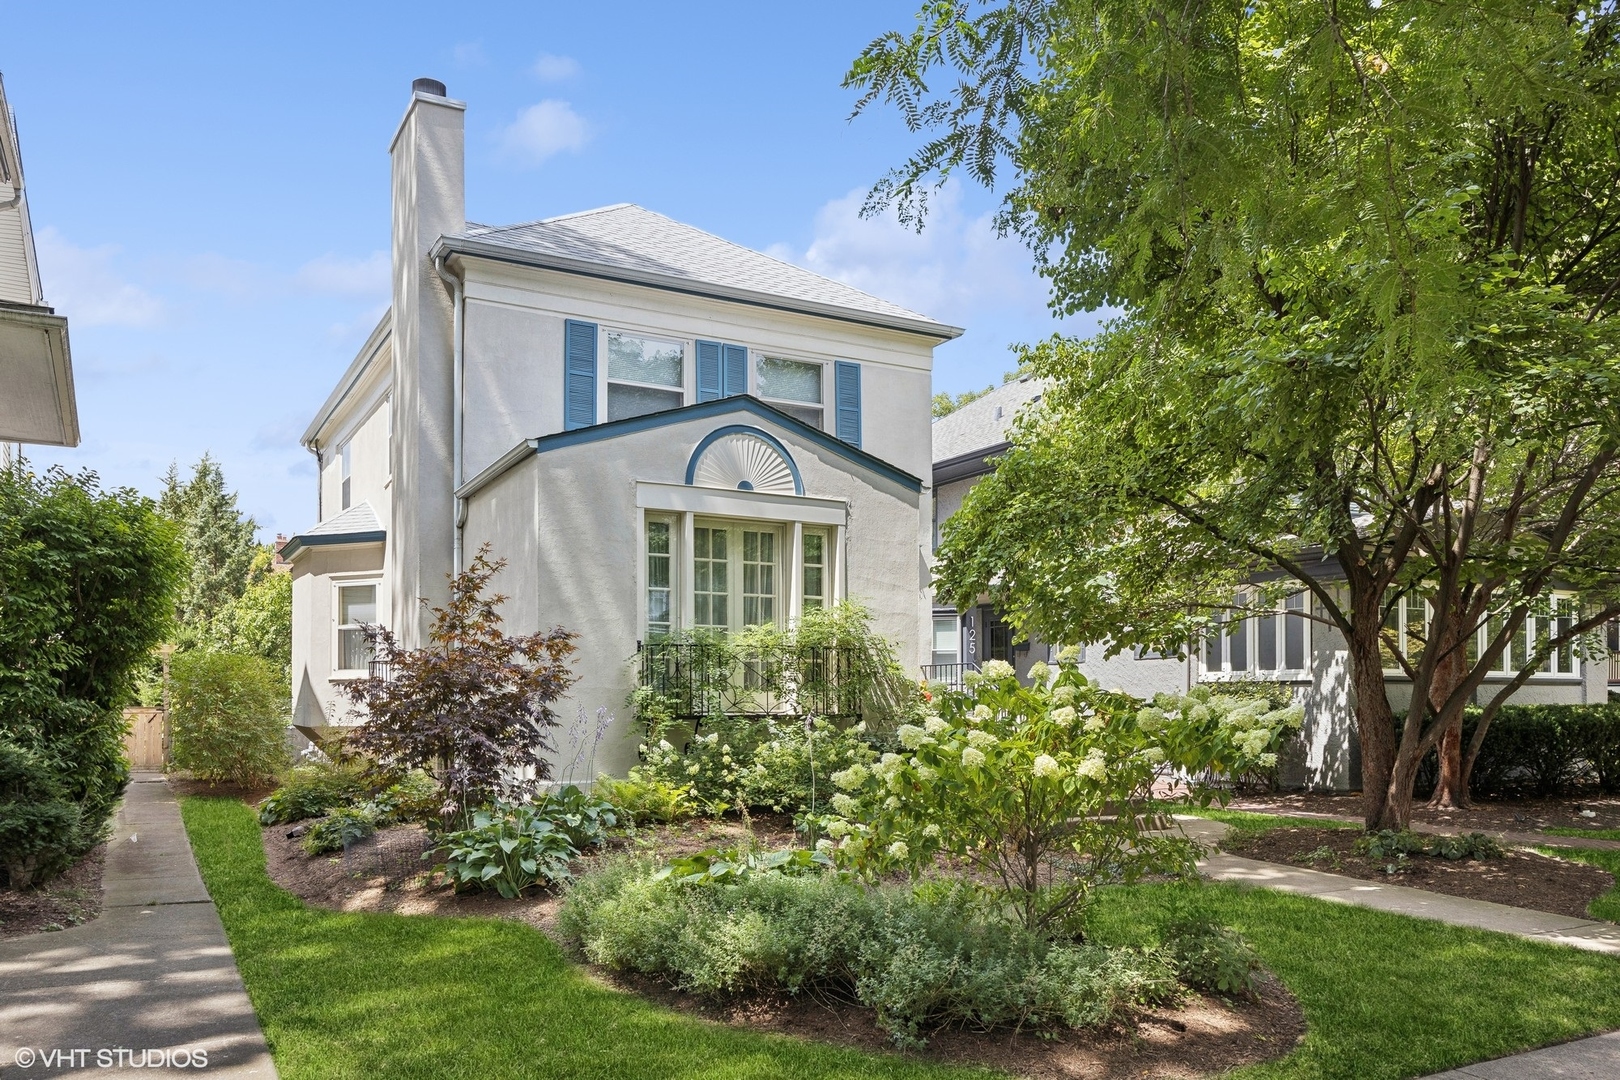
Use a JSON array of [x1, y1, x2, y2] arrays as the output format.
[[284, 79, 960, 776], [930, 379, 1620, 790], [0, 73, 76, 457]]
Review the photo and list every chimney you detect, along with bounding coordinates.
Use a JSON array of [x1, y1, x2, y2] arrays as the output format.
[[388, 78, 465, 648]]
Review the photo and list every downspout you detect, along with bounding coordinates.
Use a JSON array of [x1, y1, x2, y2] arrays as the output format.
[[433, 253, 466, 573]]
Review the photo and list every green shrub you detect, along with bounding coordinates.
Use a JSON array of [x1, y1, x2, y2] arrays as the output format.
[[1155, 898, 1262, 996], [1428, 832, 1503, 861], [258, 760, 369, 825], [1407, 704, 1620, 799], [1356, 829, 1428, 860], [0, 740, 84, 888], [169, 650, 289, 784], [439, 802, 578, 898], [1355, 829, 1502, 862], [655, 846, 834, 885], [369, 769, 441, 826], [302, 806, 378, 855], [592, 774, 695, 824], [558, 859, 1181, 1047]]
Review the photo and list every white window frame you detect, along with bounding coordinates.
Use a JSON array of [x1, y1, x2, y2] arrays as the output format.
[[755, 354, 827, 430], [1383, 592, 1582, 679], [1199, 593, 1311, 682], [331, 576, 383, 679], [601, 327, 686, 423]]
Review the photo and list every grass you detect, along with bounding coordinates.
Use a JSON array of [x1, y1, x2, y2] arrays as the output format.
[[1174, 806, 1363, 834], [183, 796, 1620, 1080], [1543, 826, 1620, 841], [1531, 845, 1620, 923], [180, 796, 989, 1080]]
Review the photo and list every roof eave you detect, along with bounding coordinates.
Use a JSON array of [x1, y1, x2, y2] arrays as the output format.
[[281, 530, 387, 561], [302, 310, 392, 449], [0, 303, 78, 447], [432, 236, 966, 343]]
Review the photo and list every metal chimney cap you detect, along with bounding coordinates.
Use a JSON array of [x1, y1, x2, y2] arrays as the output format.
[[412, 78, 448, 97]]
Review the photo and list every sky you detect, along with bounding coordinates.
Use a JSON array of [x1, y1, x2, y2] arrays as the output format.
[[6, 1, 1102, 539]]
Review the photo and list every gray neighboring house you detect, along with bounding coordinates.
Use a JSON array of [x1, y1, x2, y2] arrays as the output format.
[[0, 73, 76, 460], [930, 379, 1620, 790], [285, 80, 961, 773]]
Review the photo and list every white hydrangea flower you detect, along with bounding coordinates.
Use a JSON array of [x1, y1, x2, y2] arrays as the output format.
[[916, 764, 937, 781], [887, 841, 910, 860], [1083, 714, 1106, 733], [658, 740, 674, 752], [1032, 753, 1061, 778], [815, 838, 835, 854], [1026, 660, 1051, 684], [1051, 685, 1076, 706], [686, 764, 701, 775], [884, 795, 900, 810], [897, 724, 933, 749], [1074, 750, 1108, 782], [1141, 747, 1167, 765], [1056, 644, 1082, 663], [1259, 752, 1279, 768], [972, 704, 993, 721], [826, 819, 852, 838], [1050, 705, 1077, 726], [982, 659, 1016, 680], [705, 732, 720, 744], [962, 746, 987, 768], [832, 764, 868, 790], [922, 823, 941, 839], [922, 715, 950, 735], [830, 793, 860, 817], [966, 729, 998, 751], [1136, 707, 1167, 732]]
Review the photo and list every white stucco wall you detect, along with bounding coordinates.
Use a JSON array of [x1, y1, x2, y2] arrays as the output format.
[[461, 404, 928, 779], [289, 542, 388, 735], [318, 390, 392, 526]]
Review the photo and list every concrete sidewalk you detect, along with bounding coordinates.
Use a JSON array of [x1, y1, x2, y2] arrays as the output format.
[[1419, 1031, 1620, 1078], [0, 773, 276, 1078]]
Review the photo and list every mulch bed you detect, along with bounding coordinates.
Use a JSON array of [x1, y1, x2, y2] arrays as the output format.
[[1227, 792, 1620, 835], [0, 845, 107, 940], [168, 776, 279, 803], [1220, 826, 1615, 919], [260, 814, 1305, 1077]]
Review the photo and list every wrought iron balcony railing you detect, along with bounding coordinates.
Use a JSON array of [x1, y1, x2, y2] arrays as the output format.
[[637, 640, 864, 722], [920, 661, 979, 690]]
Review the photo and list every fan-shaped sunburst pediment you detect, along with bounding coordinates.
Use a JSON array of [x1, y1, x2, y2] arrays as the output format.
[[689, 430, 800, 495]]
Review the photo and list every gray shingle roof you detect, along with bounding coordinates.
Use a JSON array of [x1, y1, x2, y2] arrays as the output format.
[[437, 204, 963, 341], [932, 376, 1048, 463], [282, 501, 385, 559]]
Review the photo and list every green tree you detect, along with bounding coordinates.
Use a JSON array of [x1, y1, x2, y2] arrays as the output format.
[[211, 547, 293, 685], [159, 455, 259, 642], [853, 1, 1620, 827], [169, 651, 290, 785], [933, 386, 993, 418], [0, 464, 186, 876]]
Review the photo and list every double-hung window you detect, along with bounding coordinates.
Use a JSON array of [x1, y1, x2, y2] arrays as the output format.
[[335, 582, 378, 674], [1384, 592, 1580, 676], [646, 518, 674, 638], [339, 441, 352, 511], [801, 528, 829, 610], [605, 331, 684, 421], [757, 357, 824, 429], [1202, 593, 1308, 677]]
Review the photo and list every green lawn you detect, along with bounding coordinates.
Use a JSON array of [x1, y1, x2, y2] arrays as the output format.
[[1543, 826, 1620, 841], [1174, 806, 1363, 833], [1532, 845, 1620, 923], [184, 796, 1620, 1080]]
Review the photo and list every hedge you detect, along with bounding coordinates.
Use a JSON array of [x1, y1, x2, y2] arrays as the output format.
[[1409, 704, 1620, 799]]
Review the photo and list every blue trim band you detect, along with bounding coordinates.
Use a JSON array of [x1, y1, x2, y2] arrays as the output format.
[[683, 425, 804, 495], [280, 530, 387, 560], [517, 396, 923, 493]]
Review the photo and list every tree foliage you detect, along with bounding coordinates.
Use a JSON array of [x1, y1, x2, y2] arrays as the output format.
[[169, 650, 290, 785], [345, 547, 578, 820], [159, 455, 259, 644], [0, 464, 186, 879], [210, 548, 292, 685], [856, 0, 1620, 826]]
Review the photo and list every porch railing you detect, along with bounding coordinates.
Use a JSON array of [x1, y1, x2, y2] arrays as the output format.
[[921, 661, 979, 690], [637, 641, 864, 722], [1610, 652, 1620, 686]]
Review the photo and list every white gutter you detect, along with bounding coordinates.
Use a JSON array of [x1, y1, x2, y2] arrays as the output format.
[[433, 253, 466, 573]]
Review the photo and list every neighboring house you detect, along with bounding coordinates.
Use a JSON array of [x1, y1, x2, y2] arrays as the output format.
[[285, 79, 960, 775], [0, 73, 76, 458], [930, 379, 1620, 790]]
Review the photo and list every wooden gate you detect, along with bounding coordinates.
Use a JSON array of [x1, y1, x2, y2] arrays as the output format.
[[122, 707, 166, 768]]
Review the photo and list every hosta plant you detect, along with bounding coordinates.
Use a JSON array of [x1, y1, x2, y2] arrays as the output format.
[[534, 784, 620, 849], [822, 656, 1301, 932], [438, 802, 578, 898]]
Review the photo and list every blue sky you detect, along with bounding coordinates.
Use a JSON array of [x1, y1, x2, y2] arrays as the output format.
[[7, 1, 1101, 539]]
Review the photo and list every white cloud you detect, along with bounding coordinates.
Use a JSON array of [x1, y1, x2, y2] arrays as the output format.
[[33, 227, 164, 327], [453, 42, 487, 67], [781, 181, 1051, 323], [296, 251, 390, 298], [532, 53, 580, 81], [497, 100, 589, 167]]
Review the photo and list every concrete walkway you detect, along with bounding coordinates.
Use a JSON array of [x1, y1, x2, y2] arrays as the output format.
[[1224, 801, 1620, 853], [0, 773, 276, 1078]]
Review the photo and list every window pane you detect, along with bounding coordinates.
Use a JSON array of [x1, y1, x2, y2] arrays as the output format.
[[770, 403, 823, 430], [339, 627, 371, 671], [1227, 616, 1248, 671], [607, 383, 682, 421], [1258, 613, 1278, 670], [932, 617, 958, 665], [339, 585, 376, 625], [1284, 594, 1305, 669], [647, 520, 671, 636], [742, 529, 776, 627], [606, 332, 683, 386], [694, 527, 727, 629], [803, 530, 826, 611], [1204, 620, 1223, 670], [757, 357, 821, 403]]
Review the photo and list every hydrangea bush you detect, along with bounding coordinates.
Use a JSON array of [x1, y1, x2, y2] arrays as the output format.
[[822, 656, 1302, 932]]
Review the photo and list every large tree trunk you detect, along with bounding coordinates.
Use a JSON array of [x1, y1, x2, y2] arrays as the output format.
[[1425, 623, 1470, 810], [1347, 592, 1401, 829]]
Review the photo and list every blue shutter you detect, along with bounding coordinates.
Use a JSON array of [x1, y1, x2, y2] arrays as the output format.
[[696, 340, 722, 401], [564, 320, 598, 430], [722, 344, 748, 397], [835, 360, 862, 446]]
